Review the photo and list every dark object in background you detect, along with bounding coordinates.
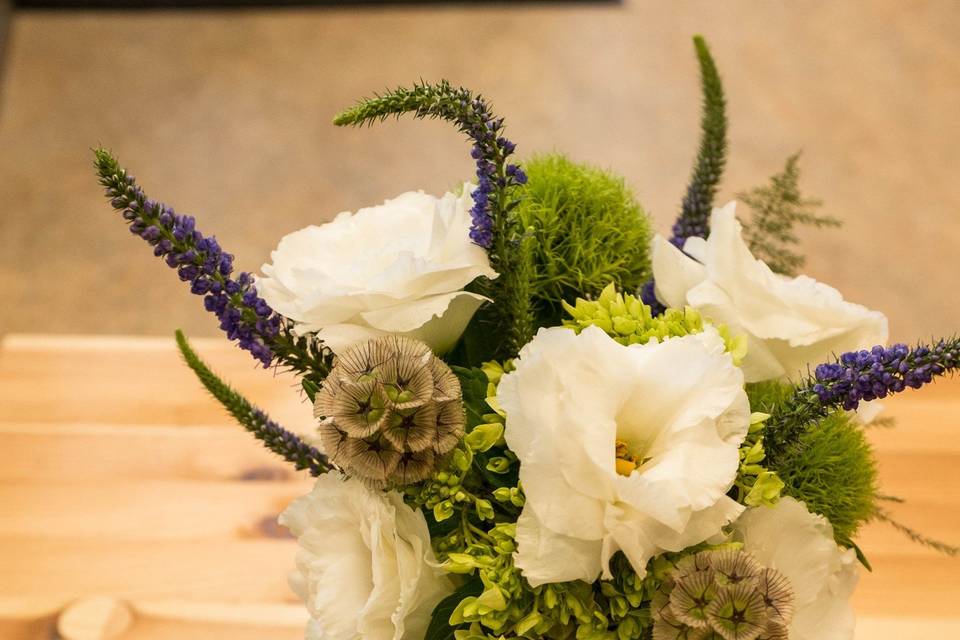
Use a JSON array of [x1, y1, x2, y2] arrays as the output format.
[[14, 0, 612, 7]]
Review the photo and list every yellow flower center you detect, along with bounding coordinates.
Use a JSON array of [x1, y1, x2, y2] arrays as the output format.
[[615, 440, 640, 477]]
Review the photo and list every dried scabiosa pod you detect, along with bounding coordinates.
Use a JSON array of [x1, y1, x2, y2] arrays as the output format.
[[652, 549, 795, 640], [316, 335, 465, 487]]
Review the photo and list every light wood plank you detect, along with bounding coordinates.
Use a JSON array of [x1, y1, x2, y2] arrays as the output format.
[[0, 538, 300, 606], [0, 481, 312, 540], [1, 334, 958, 636], [0, 599, 306, 640], [0, 422, 302, 482], [0, 334, 314, 429]]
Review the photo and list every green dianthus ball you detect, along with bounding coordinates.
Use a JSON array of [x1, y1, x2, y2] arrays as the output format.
[[515, 154, 653, 326], [775, 410, 879, 543]]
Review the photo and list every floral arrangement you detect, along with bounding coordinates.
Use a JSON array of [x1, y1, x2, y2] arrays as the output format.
[[93, 36, 957, 640]]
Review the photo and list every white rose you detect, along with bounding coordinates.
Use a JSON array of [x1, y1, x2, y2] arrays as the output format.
[[499, 325, 750, 586], [651, 202, 888, 383], [256, 184, 497, 354], [279, 473, 453, 640], [733, 497, 859, 640]]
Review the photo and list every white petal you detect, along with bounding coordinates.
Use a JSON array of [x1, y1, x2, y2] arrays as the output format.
[[500, 326, 750, 584], [734, 497, 859, 640], [256, 185, 495, 354], [651, 235, 706, 309], [370, 291, 489, 355], [652, 202, 889, 382], [513, 506, 604, 587], [279, 474, 452, 640]]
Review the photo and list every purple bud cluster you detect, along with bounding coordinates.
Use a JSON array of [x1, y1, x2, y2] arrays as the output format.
[[101, 166, 278, 366], [250, 408, 329, 476], [813, 340, 959, 410], [457, 94, 526, 249]]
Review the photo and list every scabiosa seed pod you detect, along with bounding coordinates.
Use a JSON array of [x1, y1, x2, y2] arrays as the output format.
[[652, 549, 795, 640], [316, 335, 465, 487]]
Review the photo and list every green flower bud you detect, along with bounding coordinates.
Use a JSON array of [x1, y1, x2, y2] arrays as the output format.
[[444, 553, 479, 575], [452, 448, 472, 471], [744, 471, 784, 507], [433, 500, 455, 522], [515, 611, 542, 635], [475, 498, 495, 521], [486, 457, 511, 473], [450, 596, 478, 624], [476, 585, 508, 611], [465, 422, 505, 452]]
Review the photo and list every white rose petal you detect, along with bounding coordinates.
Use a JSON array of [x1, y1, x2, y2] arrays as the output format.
[[651, 202, 888, 382], [256, 185, 497, 354], [734, 497, 859, 640], [279, 473, 453, 640], [499, 325, 750, 586]]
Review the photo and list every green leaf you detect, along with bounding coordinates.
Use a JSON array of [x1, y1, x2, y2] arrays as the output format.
[[424, 575, 484, 640], [451, 366, 491, 431], [843, 538, 873, 572]]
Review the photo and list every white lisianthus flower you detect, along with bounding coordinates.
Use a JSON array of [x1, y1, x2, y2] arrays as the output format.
[[279, 473, 453, 640], [651, 202, 888, 383], [256, 184, 497, 354], [499, 325, 750, 586], [733, 497, 859, 640]]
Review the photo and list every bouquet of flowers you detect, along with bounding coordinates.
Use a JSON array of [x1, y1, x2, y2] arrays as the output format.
[[93, 36, 956, 640]]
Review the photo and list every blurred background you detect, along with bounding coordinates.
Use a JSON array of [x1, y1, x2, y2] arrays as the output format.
[[0, 2, 959, 639], [1, 1, 959, 342]]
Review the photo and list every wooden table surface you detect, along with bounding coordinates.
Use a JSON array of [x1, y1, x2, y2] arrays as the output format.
[[0, 334, 957, 639]]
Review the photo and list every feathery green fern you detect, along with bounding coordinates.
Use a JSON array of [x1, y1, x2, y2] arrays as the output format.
[[738, 153, 840, 275]]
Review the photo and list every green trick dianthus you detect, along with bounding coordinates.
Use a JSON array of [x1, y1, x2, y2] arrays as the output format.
[[515, 154, 654, 327], [773, 410, 879, 544]]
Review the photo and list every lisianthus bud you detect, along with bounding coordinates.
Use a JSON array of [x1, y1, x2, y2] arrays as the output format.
[[652, 549, 795, 640], [316, 335, 465, 487]]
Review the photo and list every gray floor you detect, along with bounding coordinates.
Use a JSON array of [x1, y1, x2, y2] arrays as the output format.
[[1, 2, 958, 342]]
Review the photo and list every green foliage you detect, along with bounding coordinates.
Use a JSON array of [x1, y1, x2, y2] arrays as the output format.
[[738, 153, 840, 275], [775, 410, 878, 544], [672, 35, 727, 242], [513, 154, 653, 326], [174, 330, 330, 475], [745, 380, 797, 415], [426, 576, 484, 640], [734, 412, 785, 507]]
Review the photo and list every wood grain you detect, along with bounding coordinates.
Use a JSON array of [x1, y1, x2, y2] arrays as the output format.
[[0, 334, 957, 638]]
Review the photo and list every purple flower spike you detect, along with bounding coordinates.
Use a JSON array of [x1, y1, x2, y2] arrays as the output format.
[[95, 149, 280, 367], [811, 341, 957, 411]]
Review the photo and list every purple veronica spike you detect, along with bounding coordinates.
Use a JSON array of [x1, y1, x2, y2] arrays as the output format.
[[812, 341, 959, 411], [334, 82, 526, 252], [95, 150, 279, 366], [460, 106, 525, 249], [765, 337, 960, 467]]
